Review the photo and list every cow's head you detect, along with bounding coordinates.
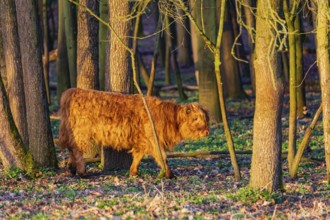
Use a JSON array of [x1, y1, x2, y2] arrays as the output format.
[[177, 103, 209, 140]]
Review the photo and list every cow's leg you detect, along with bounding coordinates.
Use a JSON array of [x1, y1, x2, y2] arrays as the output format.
[[71, 146, 86, 176], [67, 149, 77, 175], [130, 150, 144, 176], [151, 148, 173, 179]]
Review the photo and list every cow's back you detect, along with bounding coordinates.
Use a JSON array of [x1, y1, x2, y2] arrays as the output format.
[[59, 88, 144, 152]]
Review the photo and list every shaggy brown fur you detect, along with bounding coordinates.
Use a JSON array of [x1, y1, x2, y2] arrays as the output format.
[[59, 88, 209, 178]]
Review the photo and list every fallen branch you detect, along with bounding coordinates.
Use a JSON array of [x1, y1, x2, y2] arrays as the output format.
[[160, 84, 198, 91], [80, 150, 322, 164]]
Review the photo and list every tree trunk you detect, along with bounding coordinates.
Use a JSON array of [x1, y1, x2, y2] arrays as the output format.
[[243, 0, 256, 95], [250, 0, 284, 192], [214, 0, 241, 181], [316, 0, 330, 183], [41, 0, 50, 104], [76, 0, 99, 90], [102, 0, 132, 171], [283, 0, 297, 172], [15, 0, 57, 167], [75, 0, 100, 159], [175, 3, 193, 66], [57, 0, 71, 105], [189, 0, 199, 85], [0, 0, 29, 145], [99, 0, 109, 90], [0, 26, 6, 89], [193, 0, 221, 122], [220, 1, 244, 99], [295, 13, 307, 118], [0, 75, 34, 173], [64, 0, 77, 88]]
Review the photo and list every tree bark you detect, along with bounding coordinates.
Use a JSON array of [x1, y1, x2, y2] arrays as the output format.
[[74, 0, 100, 159], [57, 0, 71, 105], [250, 0, 284, 192], [214, 0, 241, 181], [76, 0, 99, 90], [0, 0, 29, 146], [0, 75, 34, 173], [99, 0, 109, 90], [193, 0, 221, 122], [0, 25, 6, 89], [41, 0, 50, 103], [316, 0, 330, 183], [220, 1, 244, 99], [283, 0, 298, 172], [102, 0, 132, 171], [175, 3, 193, 66], [64, 0, 77, 88], [189, 0, 199, 85], [243, 0, 256, 95], [15, 0, 57, 167], [295, 13, 307, 118]]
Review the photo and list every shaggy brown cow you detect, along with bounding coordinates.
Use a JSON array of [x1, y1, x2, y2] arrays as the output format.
[[59, 88, 209, 178]]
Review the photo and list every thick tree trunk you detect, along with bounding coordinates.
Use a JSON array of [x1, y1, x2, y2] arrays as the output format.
[[0, 0, 29, 145], [250, 0, 284, 192], [15, 0, 57, 167], [316, 0, 330, 183], [57, 0, 71, 105], [102, 0, 132, 171], [193, 0, 221, 122], [75, 0, 100, 159], [0, 75, 34, 172], [76, 0, 99, 90]]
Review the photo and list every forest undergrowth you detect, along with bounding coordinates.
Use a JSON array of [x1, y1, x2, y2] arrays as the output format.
[[0, 76, 329, 219]]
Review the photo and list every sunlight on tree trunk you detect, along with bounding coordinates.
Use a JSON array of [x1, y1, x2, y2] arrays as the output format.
[[16, 0, 57, 167], [0, 0, 29, 146], [0, 75, 34, 173], [250, 0, 284, 192], [102, 0, 132, 171], [76, 0, 99, 90], [316, 0, 330, 183], [283, 0, 298, 173]]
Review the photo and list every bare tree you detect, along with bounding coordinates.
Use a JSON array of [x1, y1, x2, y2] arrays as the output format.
[[102, 0, 133, 171], [15, 0, 57, 167], [249, 0, 284, 192], [0, 0, 29, 145], [0, 71, 34, 173], [316, 0, 330, 183], [76, 0, 99, 90]]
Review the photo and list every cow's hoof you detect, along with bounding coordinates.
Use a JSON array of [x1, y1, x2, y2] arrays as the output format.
[[165, 170, 174, 179]]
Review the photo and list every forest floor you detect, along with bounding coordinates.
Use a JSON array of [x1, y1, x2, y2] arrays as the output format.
[[0, 78, 329, 219], [1, 9, 329, 219]]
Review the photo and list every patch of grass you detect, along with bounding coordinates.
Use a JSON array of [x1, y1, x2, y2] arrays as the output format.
[[227, 187, 283, 205], [31, 212, 49, 220], [4, 167, 26, 180]]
